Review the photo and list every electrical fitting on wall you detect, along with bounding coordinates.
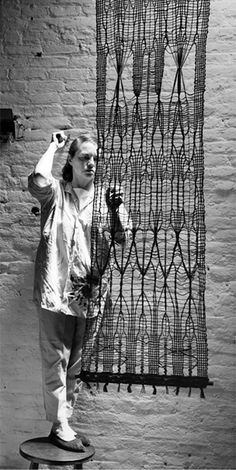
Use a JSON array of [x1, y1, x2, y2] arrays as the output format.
[[0, 108, 25, 143]]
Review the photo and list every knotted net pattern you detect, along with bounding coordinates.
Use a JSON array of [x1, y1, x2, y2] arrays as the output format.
[[80, 0, 211, 391]]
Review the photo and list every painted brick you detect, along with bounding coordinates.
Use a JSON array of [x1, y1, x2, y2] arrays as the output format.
[[0, 0, 235, 469]]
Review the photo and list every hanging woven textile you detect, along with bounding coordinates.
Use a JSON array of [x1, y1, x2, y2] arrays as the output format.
[[80, 0, 212, 393]]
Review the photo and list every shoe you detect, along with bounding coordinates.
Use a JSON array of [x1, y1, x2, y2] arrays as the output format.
[[49, 431, 86, 452], [76, 433, 90, 446]]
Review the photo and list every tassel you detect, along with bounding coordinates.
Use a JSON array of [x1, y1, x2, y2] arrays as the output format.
[[103, 383, 108, 392], [175, 386, 180, 396], [188, 387, 192, 397], [117, 383, 121, 392], [127, 384, 132, 393], [152, 385, 157, 395], [86, 382, 92, 390], [141, 384, 146, 393], [200, 387, 205, 399], [166, 385, 169, 394]]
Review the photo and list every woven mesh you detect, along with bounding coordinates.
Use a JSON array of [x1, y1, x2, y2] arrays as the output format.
[[80, 0, 211, 390]]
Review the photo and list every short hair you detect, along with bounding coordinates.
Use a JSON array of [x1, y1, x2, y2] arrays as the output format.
[[62, 133, 97, 182]]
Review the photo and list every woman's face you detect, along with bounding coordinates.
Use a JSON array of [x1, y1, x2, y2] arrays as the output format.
[[69, 141, 97, 189]]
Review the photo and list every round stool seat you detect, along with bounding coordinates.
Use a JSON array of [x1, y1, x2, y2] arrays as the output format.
[[19, 437, 95, 468]]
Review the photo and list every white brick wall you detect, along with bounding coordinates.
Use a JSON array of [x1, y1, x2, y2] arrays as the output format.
[[0, 0, 235, 468]]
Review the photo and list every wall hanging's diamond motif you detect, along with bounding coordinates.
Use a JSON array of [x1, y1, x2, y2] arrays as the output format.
[[80, 0, 211, 394]]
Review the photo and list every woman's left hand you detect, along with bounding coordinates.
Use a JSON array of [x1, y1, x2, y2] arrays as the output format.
[[106, 186, 124, 210]]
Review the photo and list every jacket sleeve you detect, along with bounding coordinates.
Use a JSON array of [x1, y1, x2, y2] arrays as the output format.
[[28, 172, 58, 212], [108, 203, 132, 245]]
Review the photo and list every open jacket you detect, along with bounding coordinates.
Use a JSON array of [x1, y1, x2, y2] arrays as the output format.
[[28, 172, 131, 317]]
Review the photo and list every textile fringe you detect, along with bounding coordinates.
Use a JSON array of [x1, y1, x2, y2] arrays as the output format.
[[84, 381, 212, 397]]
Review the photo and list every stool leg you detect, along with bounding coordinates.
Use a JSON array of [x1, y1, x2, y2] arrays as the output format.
[[29, 463, 39, 469]]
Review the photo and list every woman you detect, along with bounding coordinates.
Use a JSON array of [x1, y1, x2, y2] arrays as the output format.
[[28, 131, 130, 451]]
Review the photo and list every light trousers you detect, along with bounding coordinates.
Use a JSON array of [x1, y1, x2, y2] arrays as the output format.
[[38, 308, 86, 423]]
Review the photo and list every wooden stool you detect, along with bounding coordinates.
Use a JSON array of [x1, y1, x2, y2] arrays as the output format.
[[19, 437, 95, 469]]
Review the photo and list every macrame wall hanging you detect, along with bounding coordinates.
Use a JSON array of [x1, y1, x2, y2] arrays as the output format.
[[80, 0, 212, 395]]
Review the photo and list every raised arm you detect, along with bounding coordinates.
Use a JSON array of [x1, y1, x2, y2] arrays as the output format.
[[34, 131, 67, 187]]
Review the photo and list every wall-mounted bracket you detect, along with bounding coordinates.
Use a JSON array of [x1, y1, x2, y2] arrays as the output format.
[[0, 109, 25, 143]]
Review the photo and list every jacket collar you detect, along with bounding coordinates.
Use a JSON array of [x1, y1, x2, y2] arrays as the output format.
[[64, 181, 94, 210]]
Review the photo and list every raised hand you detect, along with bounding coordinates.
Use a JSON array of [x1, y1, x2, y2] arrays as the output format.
[[51, 131, 68, 149], [106, 185, 124, 210]]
